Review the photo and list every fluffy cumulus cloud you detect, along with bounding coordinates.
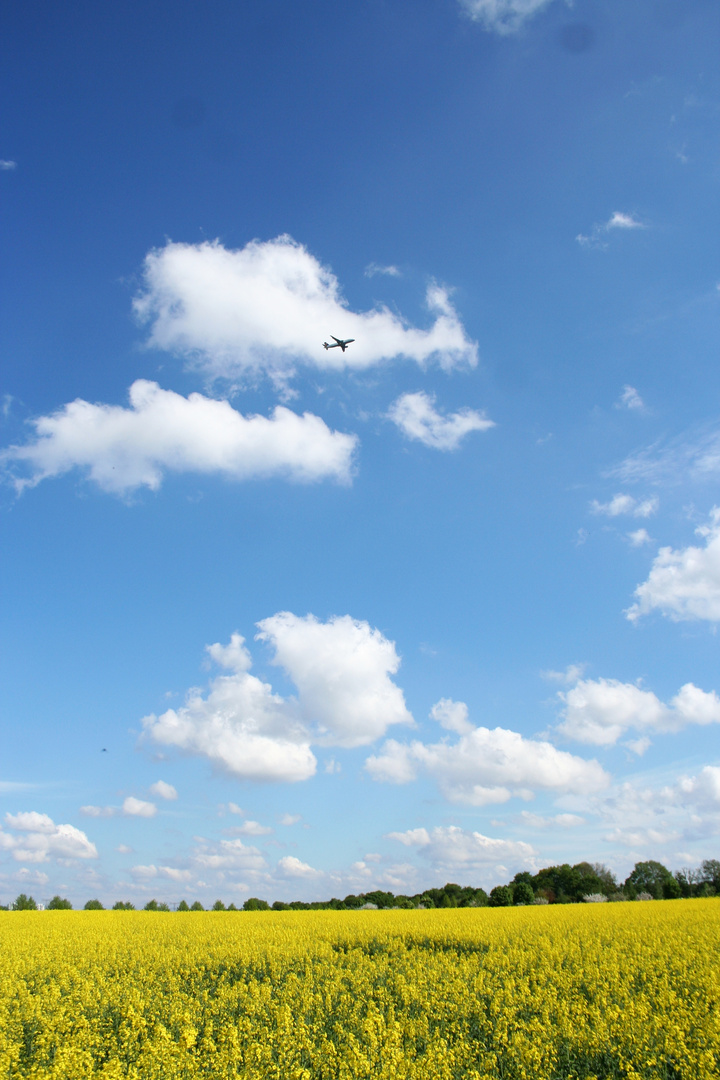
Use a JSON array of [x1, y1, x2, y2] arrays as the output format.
[[366, 700, 608, 805], [2, 380, 357, 495], [387, 825, 535, 870], [590, 494, 657, 518], [388, 392, 494, 451], [122, 797, 157, 818], [627, 509, 720, 622], [458, 0, 556, 35], [277, 855, 323, 879], [142, 614, 413, 780], [149, 780, 177, 801], [256, 612, 413, 748], [142, 632, 316, 783], [0, 812, 97, 863], [133, 237, 478, 381], [556, 676, 720, 748]]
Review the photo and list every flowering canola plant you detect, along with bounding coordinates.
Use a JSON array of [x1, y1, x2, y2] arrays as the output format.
[[0, 901, 718, 1079]]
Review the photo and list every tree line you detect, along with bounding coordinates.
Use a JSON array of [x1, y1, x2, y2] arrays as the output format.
[[4, 858, 719, 912]]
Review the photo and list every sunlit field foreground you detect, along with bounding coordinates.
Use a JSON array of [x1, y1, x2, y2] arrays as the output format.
[[1, 902, 718, 1080]]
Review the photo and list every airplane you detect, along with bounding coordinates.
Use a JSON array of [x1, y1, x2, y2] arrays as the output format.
[[323, 336, 355, 352]]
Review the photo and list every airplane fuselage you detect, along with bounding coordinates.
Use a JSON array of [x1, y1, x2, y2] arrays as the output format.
[[323, 336, 355, 352]]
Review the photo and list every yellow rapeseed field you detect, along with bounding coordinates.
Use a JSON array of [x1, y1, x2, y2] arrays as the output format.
[[0, 900, 718, 1079]]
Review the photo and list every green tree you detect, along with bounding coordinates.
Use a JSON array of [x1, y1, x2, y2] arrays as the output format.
[[625, 861, 676, 900], [513, 881, 535, 905], [212, 899, 226, 911], [227, 902, 238, 911], [84, 899, 104, 910], [12, 893, 37, 910], [177, 899, 190, 911], [111, 901, 135, 910], [700, 859, 720, 893], [243, 897, 270, 911], [47, 895, 72, 910], [143, 899, 160, 911], [488, 885, 512, 907], [190, 901, 205, 911]]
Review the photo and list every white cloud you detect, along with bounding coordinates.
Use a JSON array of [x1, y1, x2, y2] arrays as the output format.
[[365, 263, 401, 278], [617, 385, 644, 411], [609, 424, 720, 486], [430, 698, 473, 735], [149, 780, 177, 801], [133, 237, 478, 382], [193, 837, 267, 873], [116, 844, 133, 854], [541, 664, 587, 685], [387, 825, 535, 869], [142, 615, 415, 782], [2, 380, 357, 495], [228, 802, 245, 815], [122, 797, 157, 818], [256, 612, 414, 748], [366, 709, 608, 805], [159, 866, 192, 883], [678, 766, 720, 810], [556, 676, 720, 747], [279, 813, 301, 826], [628, 528, 652, 547], [230, 820, 273, 837], [80, 804, 116, 818], [0, 812, 97, 863], [517, 811, 585, 828], [388, 391, 494, 451], [590, 494, 658, 518], [607, 212, 644, 230], [627, 508, 720, 622], [577, 212, 645, 250], [142, 632, 316, 783], [459, 0, 556, 35], [277, 855, 322, 878], [0, 160, 16, 171], [130, 864, 158, 880]]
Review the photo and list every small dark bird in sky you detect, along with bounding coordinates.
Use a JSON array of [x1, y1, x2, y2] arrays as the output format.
[[101, 748, 107, 752]]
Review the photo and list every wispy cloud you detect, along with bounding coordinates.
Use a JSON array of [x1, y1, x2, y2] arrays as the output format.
[[459, 0, 557, 35], [364, 263, 401, 278], [616, 385, 644, 411], [608, 423, 720, 487], [388, 391, 494, 451], [577, 211, 645, 250], [0, 160, 17, 171], [590, 494, 658, 519]]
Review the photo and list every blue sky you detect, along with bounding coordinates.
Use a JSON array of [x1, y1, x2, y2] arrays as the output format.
[[2, 0, 720, 906]]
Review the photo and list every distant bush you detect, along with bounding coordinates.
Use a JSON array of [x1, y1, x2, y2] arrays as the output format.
[[637, 892, 654, 902], [84, 899, 104, 910], [111, 901, 135, 910], [583, 894, 607, 903], [47, 896, 72, 910]]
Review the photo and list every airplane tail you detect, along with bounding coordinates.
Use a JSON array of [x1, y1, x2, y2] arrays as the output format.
[[323, 342, 330, 350]]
